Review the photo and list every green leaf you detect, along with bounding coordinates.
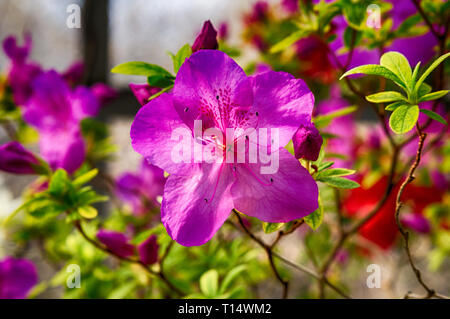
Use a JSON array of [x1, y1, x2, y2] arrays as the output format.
[[316, 168, 356, 179], [385, 101, 406, 111], [389, 104, 419, 134], [49, 169, 69, 196], [111, 61, 174, 78], [411, 61, 421, 83], [148, 85, 173, 102], [340, 65, 405, 88], [262, 222, 284, 234], [380, 51, 412, 86], [313, 105, 356, 128], [341, 0, 369, 29], [77, 206, 98, 219], [304, 196, 323, 230], [199, 269, 219, 298], [73, 169, 98, 187], [321, 177, 360, 189], [415, 52, 450, 92], [418, 90, 449, 102], [418, 83, 432, 96], [170, 43, 192, 73], [28, 199, 66, 218], [419, 109, 448, 125], [270, 30, 308, 54], [343, 27, 362, 48], [219, 265, 247, 294], [366, 91, 406, 103], [395, 14, 427, 37], [147, 75, 174, 88], [317, 161, 334, 171]]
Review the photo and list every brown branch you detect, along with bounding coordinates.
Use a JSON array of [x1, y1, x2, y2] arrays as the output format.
[[394, 125, 447, 299]]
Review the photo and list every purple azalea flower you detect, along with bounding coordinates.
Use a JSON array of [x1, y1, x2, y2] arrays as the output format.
[[131, 50, 318, 246], [245, 1, 269, 24], [91, 83, 118, 106], [401, 213, 431, 234], [192, 20, 218, 53], [97, 230, 135, 258], [129, 83, 161, 106], [0, 141, 40, 175], [138, 235, 159, 265], [2, 34, 42, 105], [293, 123, 323, 161], [281, 0, 299, 14], [0, 257, 38, 299], [116, 159, 166, 215], [23, 70, 101, 173], [62, 61, 84, 86]]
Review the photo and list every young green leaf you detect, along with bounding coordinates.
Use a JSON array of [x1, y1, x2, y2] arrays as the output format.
[[49, 169, 69, 196], [380, 51, 412, 86], [385, 101, 406, 111], [199, 269, 219, 298], [389, 104, 419, 134], [219, 265, 247, 294], [340, 65, 405, 88], [366, 91, 406, 103], [73, 169, 98, 187], [262, 222, 284, 234], [317, 161, 334, 172], [415, 52, 450, 92], [419, 109, 447, 125], [171, 43, 192, 73], [320, 177, 360, 189], [418, 90, 449, 102], [304, 196, 323, 230], [77, 206, 98, 219], [111, 61, 174, 78], [418, 82, 432, 96], [316, 168, 356, 179]]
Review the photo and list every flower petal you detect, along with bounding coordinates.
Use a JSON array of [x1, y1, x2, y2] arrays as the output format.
[[249, 71, 315, 146], [0, 257, 38, 299], [161, 163, 234, 246], [173, 50, 253, 131], [131, 93, 194, 175], [231, 148, 318, 222]]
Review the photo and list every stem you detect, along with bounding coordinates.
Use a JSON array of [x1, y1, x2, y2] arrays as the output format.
[[74, 220, 184, 296]]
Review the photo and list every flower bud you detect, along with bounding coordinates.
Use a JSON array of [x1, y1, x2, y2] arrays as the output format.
[[293, 123, 323, 161], [0, 142, 40, 174], [97, 230, 135, 258], [192, 20, 218, 52], [138, 235, 159, 265]]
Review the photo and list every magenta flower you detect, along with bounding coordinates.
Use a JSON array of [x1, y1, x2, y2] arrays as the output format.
[[116, 159, 166, 215], [0, 257, 38, 299], [293, 123, 323, 161], [0, 142, 40, 175], [131, 50, 318, 246], [138, 235, 159, 265], [23, 70, 102, 173], [129, 83, 161, 106], [97, 230, 135, 258], [2, 34, 42, 105], [192, 20, 218, 53], [62, 61, 84, 86], [91, 83, 118, 106], [401, 213, 431, 234]]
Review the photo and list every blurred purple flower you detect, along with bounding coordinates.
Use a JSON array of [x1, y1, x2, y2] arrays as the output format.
[[138, 235, 159, 265], [2, 34, 42, 105], [401, 213, 431, 234], [192, 20, 218, 53], [129, 83, 161, 106], [97, 230, 135, 258], [293, 123, 323, 161], [218, 22, 229, 40], [281, 0, 299, 14], [0, 141, 40, 175], [62, 61, 84, 86], [0, 257, 38, 299], [23, 70, 101, 173], [116, 159, 166, 215], [91, 83, 118, 106], [131, 50, 318, 246], [245, 1, 269, 24]]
